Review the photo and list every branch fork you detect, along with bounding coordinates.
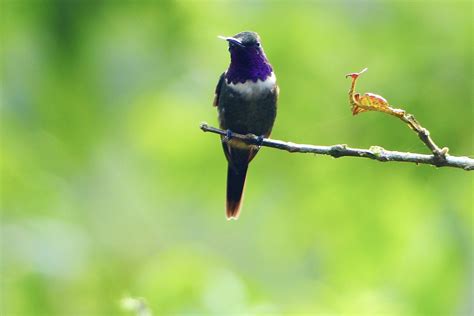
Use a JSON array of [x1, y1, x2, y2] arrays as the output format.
[[345, 68, 449, 161]]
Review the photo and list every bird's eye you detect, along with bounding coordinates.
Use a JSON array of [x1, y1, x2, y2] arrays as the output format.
[[256, 42, 260, 47]]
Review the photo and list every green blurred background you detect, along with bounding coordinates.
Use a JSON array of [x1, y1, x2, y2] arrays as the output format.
[[1, 1, 472, 315]]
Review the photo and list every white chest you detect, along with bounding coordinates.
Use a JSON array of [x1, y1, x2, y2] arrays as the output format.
[[226, 72, 276, 99]]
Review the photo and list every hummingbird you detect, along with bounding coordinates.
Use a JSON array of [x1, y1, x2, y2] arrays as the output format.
[[213, 31, 278, 219]]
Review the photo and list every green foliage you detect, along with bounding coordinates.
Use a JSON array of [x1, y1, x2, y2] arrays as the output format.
[[1, 1, 472, 315]]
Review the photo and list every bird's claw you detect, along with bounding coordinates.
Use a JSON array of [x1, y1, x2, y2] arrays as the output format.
[[222, 129, 233, 143], [256, 135, 265, 146]]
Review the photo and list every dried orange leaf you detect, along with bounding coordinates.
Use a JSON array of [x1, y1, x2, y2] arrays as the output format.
[[346, 68, 405, 118]]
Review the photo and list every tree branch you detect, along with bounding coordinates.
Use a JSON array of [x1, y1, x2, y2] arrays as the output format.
[[203, 69, 473, 171], [200, 123, 474, 171]]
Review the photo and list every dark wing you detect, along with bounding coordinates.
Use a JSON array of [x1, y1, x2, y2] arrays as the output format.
[[213, 72, 225, 107]]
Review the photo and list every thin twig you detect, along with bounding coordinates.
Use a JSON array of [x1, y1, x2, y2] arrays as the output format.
[[346, 68, 449, 162], [200, 123, 474, 171]]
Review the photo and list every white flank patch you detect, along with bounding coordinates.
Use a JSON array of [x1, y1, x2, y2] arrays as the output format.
[[227, 72, 276, 99]]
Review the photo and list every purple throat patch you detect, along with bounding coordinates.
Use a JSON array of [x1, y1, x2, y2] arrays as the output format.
[[225, 47, 273, 84]]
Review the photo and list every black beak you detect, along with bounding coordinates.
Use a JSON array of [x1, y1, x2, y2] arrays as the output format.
[[218, 35, 245, 47]]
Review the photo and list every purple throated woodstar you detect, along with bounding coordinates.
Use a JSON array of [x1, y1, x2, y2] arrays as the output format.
[[213, 31, 278, 219]]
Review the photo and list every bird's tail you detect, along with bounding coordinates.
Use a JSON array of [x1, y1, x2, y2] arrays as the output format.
[[226, 163, 248, 220]]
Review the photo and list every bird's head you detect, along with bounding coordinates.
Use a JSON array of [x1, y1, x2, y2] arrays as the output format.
[[219, 31, 261, 48], [218, 31, 264, 61], [219, 31, 272, 83]]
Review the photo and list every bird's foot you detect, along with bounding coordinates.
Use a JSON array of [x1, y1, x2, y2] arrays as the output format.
[[222, 129, 233, 143], [256, 135, 265, 146]]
